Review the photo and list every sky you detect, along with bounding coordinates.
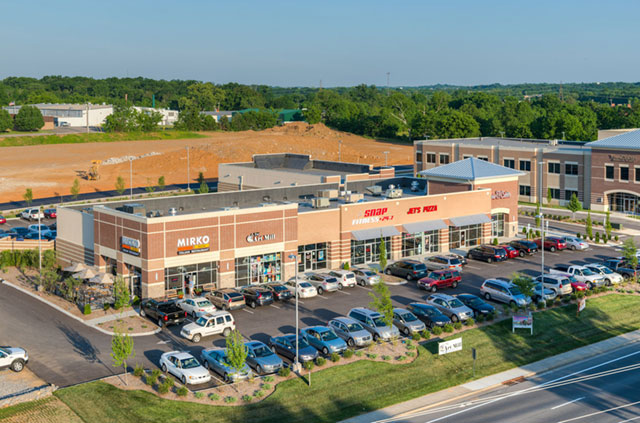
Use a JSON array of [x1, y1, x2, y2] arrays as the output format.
[[2, 0, 639, 87]]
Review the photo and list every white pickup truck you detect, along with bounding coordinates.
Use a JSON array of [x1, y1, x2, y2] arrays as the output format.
[[549, 265, 606, 289]]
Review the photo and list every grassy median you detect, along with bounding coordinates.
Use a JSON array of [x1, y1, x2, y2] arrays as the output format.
[[6, 294, 637, 423], [0, 131, 204, 147]]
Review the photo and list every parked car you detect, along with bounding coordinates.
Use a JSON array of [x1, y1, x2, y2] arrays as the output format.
[[0, 346, 28, 372], [602, 259, 637, 281], [268, 334, 319, 363], [300, 326, 348, 355], [285, 279, 318, 298], [48, 222, 57, 231], [180, 311, 234, 343], [508, 240, 539, 257], [44, 230, 57, 241], [498, 244, 519, 259], [207, 289, 246, 311], [24, 232, 47, 240], [406, 303, 451, 329], [239, 286, 274, 309], [532, 282, 557, 302], [448, 253, 468, 266], [392, 308, 426, 336], [584, 264, 623, 285], [384, 259, 428, 281], [554, 273, 588, 292], [0, 216, 6, 225], [467, 245, 507, 263], [417, 269, 461, 292], [305, 273, 340, 294], [263, 283, 293, 301], [456, 294, 495, 317], [328, 317, 372, 347], [9, 227, 32, 237], [245, 341, 284, 375], [550, 265, 606, 289], [348, 307, 400, 341], [562, 236, 589, 251], [140, 299, 187, 327], [424, 293, 474, 322], [21, 208, 44, 221], [0, 230, 13, 240], [352, 268, 381, 286], [43, 209, 57, 219], [424, 255, 463, 272], [177, 297, 216, 318], [200, 348, 251, 382], [479, 279, 531, 307], [534, 236, 567, 252], [533, 274, 573, 296], [159, 351, 211, 385], [327, 270, 357, 288]]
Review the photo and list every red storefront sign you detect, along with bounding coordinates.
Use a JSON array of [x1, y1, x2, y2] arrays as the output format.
[[407, 205, 438, 215]]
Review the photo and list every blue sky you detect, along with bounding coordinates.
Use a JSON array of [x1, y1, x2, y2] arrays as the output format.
[[2, 0, 639, 86]]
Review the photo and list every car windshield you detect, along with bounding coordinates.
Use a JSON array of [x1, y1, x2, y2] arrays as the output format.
[[320, 331, 338, 341], [600, 267, 613, 274], [180, 358, 201, 369], [414, 264, 427, 271], [401, 312, 418, 322], [373, 316, 388, 327], [364, 271, 376, 276], [466, 297, 483, 307], [227, 292, 243, 299], [346, 322, 364, 332], [427, 272, 439, 279], [271, 285, 287, 292], [325, 278, 338, 283], [299, 282, 312, 288], [449, 258, 461, 265], [195, 317, 208, 326], [448, 299, 464, 308], [509, 286, 523, 295], [582, 269, 595, 276], [196, 300, 213, 307], [252, 346, 272, 357]]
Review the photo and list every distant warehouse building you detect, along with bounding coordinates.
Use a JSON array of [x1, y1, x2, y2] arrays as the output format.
[[134, 107, 179, 127], [3, 103, 113, 128]]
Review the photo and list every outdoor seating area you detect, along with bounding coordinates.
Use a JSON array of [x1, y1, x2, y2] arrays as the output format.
[[62, 263, 117, 310]]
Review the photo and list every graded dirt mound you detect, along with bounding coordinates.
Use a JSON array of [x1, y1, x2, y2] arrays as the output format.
[[0, 124, 412, 203]]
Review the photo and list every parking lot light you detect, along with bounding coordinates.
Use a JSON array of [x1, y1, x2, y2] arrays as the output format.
[[288, 254, 302, 373]]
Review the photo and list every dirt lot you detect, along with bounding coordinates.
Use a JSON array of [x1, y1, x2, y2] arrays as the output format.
[[0, 123, 413, 203]]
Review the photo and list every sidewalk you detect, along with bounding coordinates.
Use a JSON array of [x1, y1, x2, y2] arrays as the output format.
[[341, 329, 640, 423]]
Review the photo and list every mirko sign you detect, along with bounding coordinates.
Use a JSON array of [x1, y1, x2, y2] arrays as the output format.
[[177, 236, 211, 255], [121, 236, 141, 256]]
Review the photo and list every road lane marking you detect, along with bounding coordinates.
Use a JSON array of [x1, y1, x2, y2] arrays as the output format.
[[465, 265, 481, 270], [556, 400, 640, 423], [551, 397, 585, 410], [270, 304, 281, 309], [616, 416, 640, 423], [242, 309, 254, 314]]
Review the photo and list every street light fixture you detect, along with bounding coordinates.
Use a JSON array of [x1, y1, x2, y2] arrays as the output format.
[[288, 253, 301, 372], [338, 140, 342, 162], [384, 151, 389, 167]]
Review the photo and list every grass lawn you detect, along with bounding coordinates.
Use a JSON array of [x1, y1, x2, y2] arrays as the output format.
[[23, 295, 640, 423], [0, 131, 204, 147]]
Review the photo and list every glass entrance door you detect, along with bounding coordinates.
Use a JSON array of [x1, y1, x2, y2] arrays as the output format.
[[460, 231, 466, 248]]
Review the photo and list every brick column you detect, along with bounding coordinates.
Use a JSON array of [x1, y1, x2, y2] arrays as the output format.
[[391, 235, 402, 260], [439, 228, 449, 253]]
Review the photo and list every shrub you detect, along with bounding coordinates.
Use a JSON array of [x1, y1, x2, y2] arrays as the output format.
[[263, 375, 274, 383], [510, 303, 518, 313], [411, 332, 421, 341], [278, 367, 290, 377], [492, 238, 499, 246], [421, 330, 431, 339], [554, 296, 562, 305], [562, 296, 571, 303], [432, 326, 443, 335], [396, 355, 406, 361], [382, 355, 391, 361], [163, 376, 174, 387], [355, 350, 364, 357], [585, 290, 594, 297], [475, 314, 485, 323], [615, 235, 619, 241], [576, 232, 581, 238], [537, 300, 546, 309], [536, 230, 541, 237], [133, 364, 144, 377], [465, 318, 475, 326], [502, 304, 510, 315], [145, 374, 158, 386], [443, 324, 454, 333], [177, 386, 189, 397], [453, 321, 463, 330], [406, 344, 416, 350], [486, 312, 495, 321], [545, 299, 554, 308], [103, 303, 110, 311], [406, 351, 416, 357], [209, 393, 220, 401], [330, 352, 341, 363], [224, 396, 236, 403], [83, 304, 91, 315], [157, 381, 170, 395], [315, 357, 326, 366], [303, 361, 314, 371], [522, 227, 527, 235], [254, 390, 264, 398], [262, 383, 272, 390], [241, 395, 252, 402], [368, 353, 378, 359], [194, 392, 205, 399], [343, 349, 354, 359], [577, 291, 585, 299], [570, 293, 577, 301]]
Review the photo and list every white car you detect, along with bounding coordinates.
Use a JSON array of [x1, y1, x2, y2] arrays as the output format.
[[285, 279, 318, 298], [159, 351, 211, 385], [561, 236, 589, 251], [177, 297, 216, 318], [352, 268, 382, 286], [327, 270, 357, 288], [21, 208, 44, 221], [584, 264, 623, 285], [180, 311, 235, 343], [0, 346, 28, 372]]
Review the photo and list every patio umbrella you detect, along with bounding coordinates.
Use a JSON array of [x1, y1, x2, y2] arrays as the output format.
[[73, 268, 98, 280], [88, 273, 114, 285], [63, 263, 87, 273]]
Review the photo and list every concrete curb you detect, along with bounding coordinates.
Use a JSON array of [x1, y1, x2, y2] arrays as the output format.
[[1, 281, 161, 337]]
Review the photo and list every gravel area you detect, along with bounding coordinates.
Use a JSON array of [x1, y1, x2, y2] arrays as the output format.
[[0, 368, 52, 408]]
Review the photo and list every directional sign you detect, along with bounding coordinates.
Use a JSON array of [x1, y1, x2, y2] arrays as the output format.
[[438, 338, 462, 355]]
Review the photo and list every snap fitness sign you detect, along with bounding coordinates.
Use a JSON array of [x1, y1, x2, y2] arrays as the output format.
[[352, 207, 394, 225], [177, 235, 210, 255]]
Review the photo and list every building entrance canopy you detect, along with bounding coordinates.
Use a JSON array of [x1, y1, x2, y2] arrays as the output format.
[[403, 219, 447, 234], [351, 226, 401, 241], [449, 214, 491, 227]]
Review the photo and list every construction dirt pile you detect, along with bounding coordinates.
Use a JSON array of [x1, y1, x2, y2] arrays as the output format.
[[0, 122, 413, 203]]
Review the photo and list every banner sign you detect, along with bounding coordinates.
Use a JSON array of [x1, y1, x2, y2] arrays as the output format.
[[578, 298, 586, 313], [512, 313, 533, 335], [177, 236, 210, 255], [121, 236, 141, 256], [438, 338, 462, 355]]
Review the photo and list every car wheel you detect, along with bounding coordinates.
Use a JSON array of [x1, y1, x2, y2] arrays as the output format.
[[452, 281, 458, 289], [605, 278, 612, 286], [451, 314, 459, 323], [204, 360, 209, 369], [358, 280, 364, 286], [223, 304, 229, 311], [257, 365, 263, 375], [271, 345, 277, 353], [250, 301, 257, 309], [487, 258, 492, 264], [224, 373, 230, 383], [10, 359, 24, 372], [322, 347, 329, 355], [317, 287, 324, 295], [223, 328, 231, 337], [550, 246, 556, 252], [385, 269, 392, 275], [403, 327, 410, 336], [162, 364, 168, 373], [348, 338, 355, 347], [509, 300, 516, 307], [431, 285, 437, 293], [181, 375, 187, 385], [406, 274, 413, 281], [519, 251, 525, 257], [571, 245, 577, 251], [373, 334, 380, 342], [338, 283, 343, 290], [140, 309, 146, 317], [192, 334, 201, 343], [157, 318, 164, 328], [484, 293, 491, 301], [588, 283, 593, 290]]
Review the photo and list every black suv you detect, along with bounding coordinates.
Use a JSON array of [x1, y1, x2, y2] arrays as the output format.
[[384, 260, 428, 281], [508, 240, 539, 257], [467, 245, 507, 263], [239, 286, 274, 309], [264, 283, 293, 301]]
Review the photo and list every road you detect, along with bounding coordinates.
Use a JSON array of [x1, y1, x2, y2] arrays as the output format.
[[383, 342, 640, 423], [520, 205, 640, 234]]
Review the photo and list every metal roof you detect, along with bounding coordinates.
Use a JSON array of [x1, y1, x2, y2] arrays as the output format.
[[587, 129, 640, 150], [418, 158, 524, 181]]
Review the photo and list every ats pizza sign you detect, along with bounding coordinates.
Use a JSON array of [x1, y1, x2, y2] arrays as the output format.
[[407, 205, 438, 215]]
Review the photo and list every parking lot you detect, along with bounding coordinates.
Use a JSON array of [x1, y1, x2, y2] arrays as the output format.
[[0, 217, 56, 231]]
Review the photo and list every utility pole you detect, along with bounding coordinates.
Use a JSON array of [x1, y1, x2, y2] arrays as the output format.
[[38, 209, 42, 279], [288, 254, 301, 373], [129, 157, 133, 200], [537, 160, 545, 301], [338, 140, 342, 162], [86, 103, 89, 133], [384, 151, 389, 167], [186, 147, 190, 191]]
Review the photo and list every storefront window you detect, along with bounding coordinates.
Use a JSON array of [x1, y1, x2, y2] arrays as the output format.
[[401, 231, 439, 257], [298, 243, 327, 272], [235, 253, 282, 287], [449, 224, 482, 249], [165, 261, 218, 291], [491, 213, 505, 238], [351, 237, 391, 265]]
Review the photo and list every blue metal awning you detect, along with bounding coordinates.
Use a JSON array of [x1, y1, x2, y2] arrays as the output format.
[[351, 226, 401, 241], [449, 214, 491, 227]]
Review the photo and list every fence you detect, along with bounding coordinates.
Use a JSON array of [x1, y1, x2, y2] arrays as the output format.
[[0, 240, 55, 252]]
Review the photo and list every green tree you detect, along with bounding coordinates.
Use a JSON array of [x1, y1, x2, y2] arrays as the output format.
[[158, 176, 166, 191], [23, 188, 33, 206], [605, 211, 612, 240], [145, 178, 156, 194], [174, 105, 204, 131], [14, 105, 44, 131], [225, 329, 248, 376], [0, 109, 12, 132], [110, 328, 135, 386], [511, 272, 535, 301], [202, 115, 219, 130], [199, 181, 209, 194], [181, 82, 225, 111], [303, 105, 322, 124], [567, 193, 582, 217], [586, 210, 593, 239], [546, 187, 552, 204], [197, 172, 205, 185], [113, 276, 130, 310], [368, 280, 394, 328], [379, 236, 387, 271], [136, 109, 162, 132], [103, 105, 138, 132], [535, 203, 541, 227], [70, 178, 80, 200], [622, 238, 638, 283], [115, 176, 126, 195]]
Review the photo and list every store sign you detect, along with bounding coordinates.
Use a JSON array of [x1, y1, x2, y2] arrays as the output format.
[[121, 236, 141, 256], [512, 313, 533, 335], [491, 190, 511, 200], [608, 154, 635, 163], [407, 205, 438, 215], [246, 232, 276, 243], [352, 207, 394, 225], [438, 338, 462, 355], [177, 236, 210, 255]]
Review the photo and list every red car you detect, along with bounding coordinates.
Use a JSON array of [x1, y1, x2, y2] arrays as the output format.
[[559, 273, 587, 292], [417, 269, 461, 292], [534, 236, 566, 252], [498, 244, 519, 259], [44, 209, 57, 219], [0, 215, 6, 225]]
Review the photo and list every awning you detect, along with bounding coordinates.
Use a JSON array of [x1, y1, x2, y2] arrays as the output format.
[[403, 219, 447, 234], [449, 213, 491, 227], [351, 226, 401, 241]]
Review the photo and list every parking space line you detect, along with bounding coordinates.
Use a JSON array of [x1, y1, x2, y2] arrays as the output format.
[[465, 265, 481, 270], [317, 295, 329, 300], [358, 286, 373, 291], [338, 290, 351, 295], [270, 304, 281, 309], [242, 309, 254, 314]]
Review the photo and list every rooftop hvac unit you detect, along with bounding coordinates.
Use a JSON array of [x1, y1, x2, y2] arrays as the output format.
[[385, 184, 403, 199], [122, 203, 145, 215], [222, 206, 239, 211], [146, 210, 163, 217], [410, 181, 420, 192], [168, 207, 177, 216], [259, 203, 277, 207], [311, 197, 331, 208], [366, 185, 383, 196], [345, 193, 364, 203], [318, 189, 339, 198]]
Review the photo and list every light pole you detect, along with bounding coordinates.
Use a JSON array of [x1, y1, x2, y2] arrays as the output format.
[[37, 209, 42, 279], [537, 160, 545, 304], [338, 140, 342, 162], [129, 157, 133, 200], [288, 253, 301, 372], [186, 147, 190, 192], [384, 151, 389, 167]]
